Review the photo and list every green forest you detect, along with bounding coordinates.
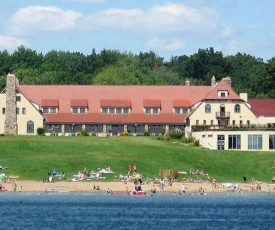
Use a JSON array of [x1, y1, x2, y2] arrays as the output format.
[[0, 46, 274, 98]]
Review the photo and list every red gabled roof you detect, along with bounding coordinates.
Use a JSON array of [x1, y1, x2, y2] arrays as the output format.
[[204, 81, 241, 100], [17, 85, 212, 124], [100, 100, 131, 108], [173, 100, 190, 107], [248, 99, 275, 117], [71, 99, 88, 107], [41, 99, 59, 107]]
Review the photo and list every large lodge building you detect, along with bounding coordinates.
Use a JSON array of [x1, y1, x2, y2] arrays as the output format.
[[1, 74, 275, 151]]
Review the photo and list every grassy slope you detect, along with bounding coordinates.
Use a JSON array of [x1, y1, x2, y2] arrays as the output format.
[[0, 136, 274, 183]]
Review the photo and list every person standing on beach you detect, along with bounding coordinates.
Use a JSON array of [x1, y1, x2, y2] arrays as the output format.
[[12, 181, 17, 192], [182, 183, 186, 193]]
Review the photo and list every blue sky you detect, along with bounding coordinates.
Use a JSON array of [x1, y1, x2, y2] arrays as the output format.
[[1, 0, 275, 61]]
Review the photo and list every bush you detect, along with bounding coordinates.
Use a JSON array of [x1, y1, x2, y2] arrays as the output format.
[[121, 130, 129, 136], [181, 136, 189, 143], [144, 131, 150, 136], [167, 130, 184, 140], [81, 130, 89, 136], [37, 127, 45, 135]]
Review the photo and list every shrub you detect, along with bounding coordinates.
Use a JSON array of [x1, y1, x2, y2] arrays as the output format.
[[37, 127, 45, 135], [167, 130, 184, 140], [90, 131, 96, 136], [144, 131, 150, 136], [181, 136, 189, 143], [121, 130, 129, 136], [81, 130, 89, 136]]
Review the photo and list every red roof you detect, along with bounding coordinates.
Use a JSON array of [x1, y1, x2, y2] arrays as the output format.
[[204, 81, 241, 100], [143, 100, 161, 108], [100, 100, 131, 108], [17, 85, 211, 124], [44, 113, 187, 124], [248, 99, 275, 117], [41, 99, 59, 107], [173, 100, 190, 107], [71, 99, 88, 107]]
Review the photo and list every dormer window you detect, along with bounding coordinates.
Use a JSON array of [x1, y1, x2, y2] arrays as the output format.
[[143, 100, 161, 114], [173, 100, 190, 114], [41, 99, 59, 114], [218, 90, 229, 97], [100, 100, 131, 114], [43, 107, 57, 114], [174, 108, 188, 114], [71, 100, 88, 114]]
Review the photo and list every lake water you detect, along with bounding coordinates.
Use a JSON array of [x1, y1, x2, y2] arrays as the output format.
[[0, 192, 274, 230]]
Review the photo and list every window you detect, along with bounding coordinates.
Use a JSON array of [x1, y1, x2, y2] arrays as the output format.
[[247, 120, 250, 126], [203, 120, 206, 125], [27, 121, 34, 134], [43, 108, 49, 113], [234, 104, 241, 113], [196, 120, 199, 125], [205, 104, 211, 113], [72, 108, 78, 114], [22, 108, 26, 114], [102, 108, 108, 114], [109, 108, 115, 114], [43, 107, 57, 113], [182, 108, 188, 114], [240, 120, 243, 126], [232, 120, 235, 126], [16, 108, 19, 114], [145, 108, 151, 114], [116, 108, 122, 114], [228, 135, 241, 149], [16, 96, 21, 102], [210, 120, 214, 126], [248, 135, 262, 149], [2, 108, 5, 114], [153, 108, 158, 114], [218, 90, 228, 97], [202, 135, 206, 138], [269, 135, 275, 150], [123, 108, 129, 114], [174, 108, 188, 114], [80, 108, 85, 114], [175, 108, 180, 114]]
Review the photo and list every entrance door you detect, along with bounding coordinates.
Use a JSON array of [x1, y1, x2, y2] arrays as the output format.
[[217, 135, 225, 150]]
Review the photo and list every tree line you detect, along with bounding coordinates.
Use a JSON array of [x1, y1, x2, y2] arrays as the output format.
[[0, 46, 274, 98]]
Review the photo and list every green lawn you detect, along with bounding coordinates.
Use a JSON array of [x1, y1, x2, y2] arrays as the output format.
[[0, 135, 274, 183]]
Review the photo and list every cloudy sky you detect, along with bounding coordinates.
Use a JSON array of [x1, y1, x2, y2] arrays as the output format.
[[1, 0, 275, 61]]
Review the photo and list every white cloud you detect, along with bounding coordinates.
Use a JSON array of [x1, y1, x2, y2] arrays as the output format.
[[147, 38, 185, 52], [0, 35, 26, 52], [81, 3, 232, 39], [7, 6, 81, 36]]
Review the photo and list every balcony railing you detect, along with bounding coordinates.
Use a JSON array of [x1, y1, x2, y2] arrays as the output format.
[[216, 112, 230, 118], [192, 124, 275, 132]]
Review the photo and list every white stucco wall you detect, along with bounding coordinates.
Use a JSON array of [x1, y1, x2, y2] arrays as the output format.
[[0, 92, 44, 135], [192, 130, 275, 151], [189, 100, 258, 126]]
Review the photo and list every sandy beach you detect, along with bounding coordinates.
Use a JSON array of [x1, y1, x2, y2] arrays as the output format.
[[2, 180, 274, 194]]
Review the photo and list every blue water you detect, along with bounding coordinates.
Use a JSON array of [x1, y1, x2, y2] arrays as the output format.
[[0, 192, 274, 230]]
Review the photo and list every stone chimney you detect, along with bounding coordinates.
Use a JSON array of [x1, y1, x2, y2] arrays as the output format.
[[4, 73, 18, 135], [222, 76, 232, 88], [211, 76, 216, 88], [185, 80, 190, 86]]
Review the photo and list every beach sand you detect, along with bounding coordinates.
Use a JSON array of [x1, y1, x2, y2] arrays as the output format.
[[2, 180, 274, 194]]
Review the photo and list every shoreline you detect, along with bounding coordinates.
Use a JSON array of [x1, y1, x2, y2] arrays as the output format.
[[1, 180, 274, 194]]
